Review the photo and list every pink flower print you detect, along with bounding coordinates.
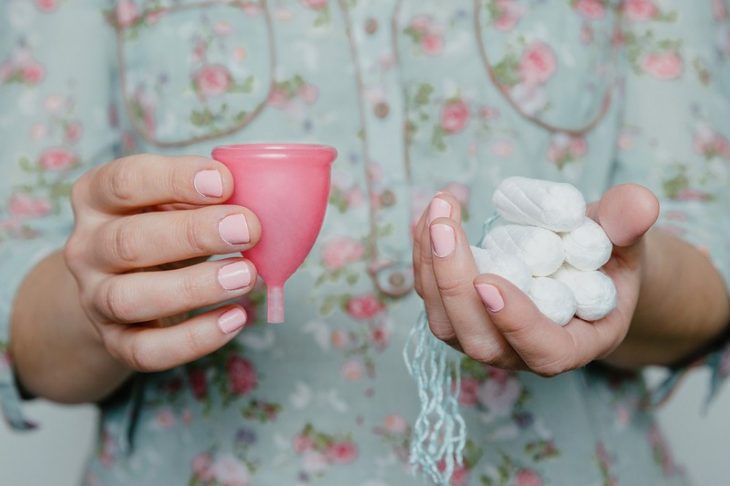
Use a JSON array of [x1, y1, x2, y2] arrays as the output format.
[[321, 236, 364, 270], [214, 21, 233, 36], [440, 99, 470, 134], [330, 329, 350, 349], [491, 139, 515, 157], [35, 0, 56, 12], [436, 461, 469, 486], [8, 193, 51, 219], [211, 453, 251, 486], [116, 0, 139, 27], [39, 147, 76, 171], [581, 24, 594, 44], [516, 469, 543, 486], [226, 356, 257, 396], [187, 367, 208, 400], [450, 465, 469, 486], [575, 0, 605, 20], [325, 441, 358, 464], [298, 83, 319, 104], [409, 15, 431, 33], [624, 0, 658, 22], [345, 294, 384, 320], [301, 450, 328, 475], [21, 62, 44, 84], [145, 10, 165, 25], [479, 105, 500, 120], [510, 82, 548, 115], [65, 122, 83, 144], [293, 434, 314, 453], [192, 452, 214, 482], [345, 186, 364, 207], [421, 33, 443, 56], [301, 0, 327, 10], [370, 325, 390, 350], [194, 64, 233, 98], [341, 358, 365, 381], [30, 123, 47, 140], [693, 124, 730, 159], [477, 375, 521, 416], [713, 0, 727, 20], [155, 408, 176, 428], [640, 51, 683, 80], [384, 414, 408, 434], [44, 94, 67, 113], [494, 0, 525, 31], [267, 87, 289, 109], [459, 377, 480, 407], [519, 42, 557, 85]]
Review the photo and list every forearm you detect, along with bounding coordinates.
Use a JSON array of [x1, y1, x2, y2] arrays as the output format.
[[605, 228, 730, 368], [10, 250, 132, 404]]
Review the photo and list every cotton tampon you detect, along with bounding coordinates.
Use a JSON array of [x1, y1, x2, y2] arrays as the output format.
[[552, 265, 617, 321], [562, 217, 612, 271], [528, 277, 577, 326], [470, 245, 532, 293], [492, 176, 586, 232], [481, 224, 565, 276]]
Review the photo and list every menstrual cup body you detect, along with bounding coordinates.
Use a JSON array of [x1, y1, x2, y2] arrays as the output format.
[[212, 144, 336, 323]]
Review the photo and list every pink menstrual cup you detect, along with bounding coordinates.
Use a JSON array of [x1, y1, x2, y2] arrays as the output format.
[[212, 143, 337, 323]]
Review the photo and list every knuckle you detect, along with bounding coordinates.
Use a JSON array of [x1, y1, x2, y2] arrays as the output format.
[[98, 279, 135, 323], [427, 319, 456, 342], [436, 276, 470, 299], [63, 235, 85, 271], [531, 357, 572, 378], [182, 324, 206, 356], [182, 215, 208, 254], [180, 271, 206, 302], [107, 160, 136, 203], [128, 339, 156, 372], [461, 339, 500, 364], [109, 219, 141, 265]]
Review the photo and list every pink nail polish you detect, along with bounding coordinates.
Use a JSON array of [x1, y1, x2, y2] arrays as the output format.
[[219, 214, 250, 245], [430, 224, 455, 257], [428, 197, 451, 224], [218, 307, 247, 334], [475, 283, 505, 312], [218, 261, 252, 290], [194, 170, 223, 198]]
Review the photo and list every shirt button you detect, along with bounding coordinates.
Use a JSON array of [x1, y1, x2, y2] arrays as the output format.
[[374, 101, 390, 119], [373, 262, 414, 298]]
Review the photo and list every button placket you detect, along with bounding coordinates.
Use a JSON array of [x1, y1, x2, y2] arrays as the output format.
[[342, 0, 414, 298]]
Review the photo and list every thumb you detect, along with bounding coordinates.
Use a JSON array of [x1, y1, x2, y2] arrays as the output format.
[[591, 184, 659, 248]]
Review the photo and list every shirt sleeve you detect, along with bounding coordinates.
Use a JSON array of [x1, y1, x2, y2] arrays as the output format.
[[0, 0, 119, 429], [612, 3, 730, 408]]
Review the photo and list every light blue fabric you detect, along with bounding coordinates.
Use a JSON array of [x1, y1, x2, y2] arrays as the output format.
[[1, 1, 728, 485]]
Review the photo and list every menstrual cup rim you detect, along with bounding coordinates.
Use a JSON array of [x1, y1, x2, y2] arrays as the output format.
[[212, 143, 337, 165]]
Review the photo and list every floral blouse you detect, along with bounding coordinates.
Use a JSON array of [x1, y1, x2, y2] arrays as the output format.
[[2, 0, 730, 485]]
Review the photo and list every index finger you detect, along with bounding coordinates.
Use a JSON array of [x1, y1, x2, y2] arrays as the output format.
[[86, 154, 234, 213]]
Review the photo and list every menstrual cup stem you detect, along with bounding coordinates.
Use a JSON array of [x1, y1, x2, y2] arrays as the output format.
[[267, 286, 285, 323]]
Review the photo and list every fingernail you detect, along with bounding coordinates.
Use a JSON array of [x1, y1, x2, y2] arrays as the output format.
[[219, 214, 250, 245], [218, 307, 247, 334], [218, 261, 251, 290], [428, 197, 451, 224], [430, 224, 455, 257], [475, 283, 505, 312], [194, 170, 223, 198]]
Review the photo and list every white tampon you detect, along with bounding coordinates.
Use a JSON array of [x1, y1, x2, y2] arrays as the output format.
[[528, 277, 577, 326], [492, 176, 586, 232], [470, 245, 531, 293], [480, 224, 564, 276], [553, 265, 617, 321], [562, 217, 612, 271]]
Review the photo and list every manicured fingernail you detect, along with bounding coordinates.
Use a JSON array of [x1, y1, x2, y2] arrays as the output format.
[[218, 261, 251, 290], [428, 197, 451, 224], [219, 214, 250, 245], [218, 307, 247, 334], [430, 224, 455, 257], [194, 170, 223, 198], [475, 283, 504, 312]]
